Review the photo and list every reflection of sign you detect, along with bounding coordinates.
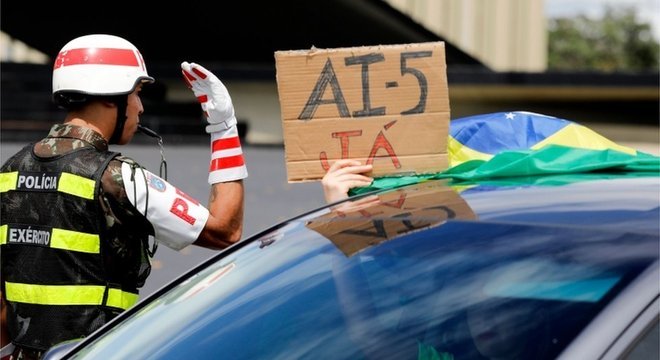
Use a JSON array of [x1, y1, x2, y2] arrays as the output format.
[[306, 181, 476, 256], [275, 42, 450, 182]]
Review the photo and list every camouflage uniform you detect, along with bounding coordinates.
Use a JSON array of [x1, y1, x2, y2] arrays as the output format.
[[28, 124, 155, 272]]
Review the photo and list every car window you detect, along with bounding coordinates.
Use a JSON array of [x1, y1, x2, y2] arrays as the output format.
[[68, 214, 658, 360]]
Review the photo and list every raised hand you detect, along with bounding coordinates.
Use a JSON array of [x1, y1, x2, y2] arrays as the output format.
[[181, 61, 247, 184], [181, 61, 237, 133]]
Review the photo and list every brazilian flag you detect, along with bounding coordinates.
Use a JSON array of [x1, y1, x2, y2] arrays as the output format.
[[350, 111, 659, 195]]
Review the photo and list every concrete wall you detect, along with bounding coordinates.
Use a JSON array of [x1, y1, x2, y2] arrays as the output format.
[[385, 0, 548, 72]]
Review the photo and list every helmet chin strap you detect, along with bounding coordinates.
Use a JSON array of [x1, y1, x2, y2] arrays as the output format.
[[109, 96, 128, 144]]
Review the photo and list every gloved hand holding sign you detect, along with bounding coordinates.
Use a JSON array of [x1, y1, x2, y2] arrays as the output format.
[[181, 62, 248, 184]]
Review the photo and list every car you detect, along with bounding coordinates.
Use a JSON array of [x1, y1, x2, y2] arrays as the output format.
[[42, 169, 659, 360]]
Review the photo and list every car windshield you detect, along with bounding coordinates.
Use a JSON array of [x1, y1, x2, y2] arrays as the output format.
[[70, 181, 658, 360]]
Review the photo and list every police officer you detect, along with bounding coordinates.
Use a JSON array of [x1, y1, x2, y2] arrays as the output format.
[[0, 34, 248, 359]]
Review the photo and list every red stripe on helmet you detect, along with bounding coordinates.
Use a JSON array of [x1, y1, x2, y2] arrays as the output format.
[[209, 155, 245, 171], [197, 95, 208, 103], [211, 136, 241, 152], [54, 48, 140, 69]]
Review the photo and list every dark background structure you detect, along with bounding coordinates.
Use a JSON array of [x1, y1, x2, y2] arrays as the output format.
[[2, 0, 658, 144]]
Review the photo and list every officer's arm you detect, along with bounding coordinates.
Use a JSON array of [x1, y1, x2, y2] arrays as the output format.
[[181, 62, 248, 249], [195, 181, 244, 249]]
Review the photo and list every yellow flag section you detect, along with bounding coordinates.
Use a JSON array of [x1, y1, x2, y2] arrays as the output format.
[[275, 42, 450, 182]]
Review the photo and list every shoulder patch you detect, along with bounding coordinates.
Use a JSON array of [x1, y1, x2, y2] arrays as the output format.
[[147, 172, 167, 192]]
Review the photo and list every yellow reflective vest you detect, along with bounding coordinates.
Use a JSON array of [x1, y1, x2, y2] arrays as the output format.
[[0, 145, 140, 351]]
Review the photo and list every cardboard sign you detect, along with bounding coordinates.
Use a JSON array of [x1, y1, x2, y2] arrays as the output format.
[[305, 180, 476, 257], [275, 42, 450, 182]]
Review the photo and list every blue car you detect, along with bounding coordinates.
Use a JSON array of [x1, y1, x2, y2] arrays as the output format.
[[44, 172, 659, 360]]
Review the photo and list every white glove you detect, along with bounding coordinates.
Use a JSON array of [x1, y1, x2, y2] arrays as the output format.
[[181, 61, 247, 184], [181, 61, 237, 133]]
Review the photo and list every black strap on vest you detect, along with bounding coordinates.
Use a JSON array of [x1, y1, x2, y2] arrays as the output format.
[[109, 96, 128, 144]]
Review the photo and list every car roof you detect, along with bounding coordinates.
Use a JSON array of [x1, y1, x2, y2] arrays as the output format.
[[452, 174, 660, 236], [269, 173, 659, 258]]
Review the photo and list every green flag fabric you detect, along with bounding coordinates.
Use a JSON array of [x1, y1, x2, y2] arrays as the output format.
[[350, 145, 660, 196]]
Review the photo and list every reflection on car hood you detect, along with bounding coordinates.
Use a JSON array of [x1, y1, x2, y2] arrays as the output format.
[[303, 174, 659, 256], [306, 180, 476, 256]]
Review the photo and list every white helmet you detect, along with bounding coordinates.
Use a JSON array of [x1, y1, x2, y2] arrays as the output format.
[[52, 34, 154, 98]]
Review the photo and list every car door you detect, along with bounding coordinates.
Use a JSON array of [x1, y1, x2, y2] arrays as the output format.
[[602, 296, 659, 360], [558, 262, 659, 360]]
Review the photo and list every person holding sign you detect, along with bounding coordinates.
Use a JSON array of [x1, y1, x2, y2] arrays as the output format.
[[0, 34, 247, 359], [275, 42, 450, 183], [321, 159, 374, 204]]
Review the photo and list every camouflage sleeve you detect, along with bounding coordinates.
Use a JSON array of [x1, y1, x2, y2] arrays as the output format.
[[101, 157, 154, 235]]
